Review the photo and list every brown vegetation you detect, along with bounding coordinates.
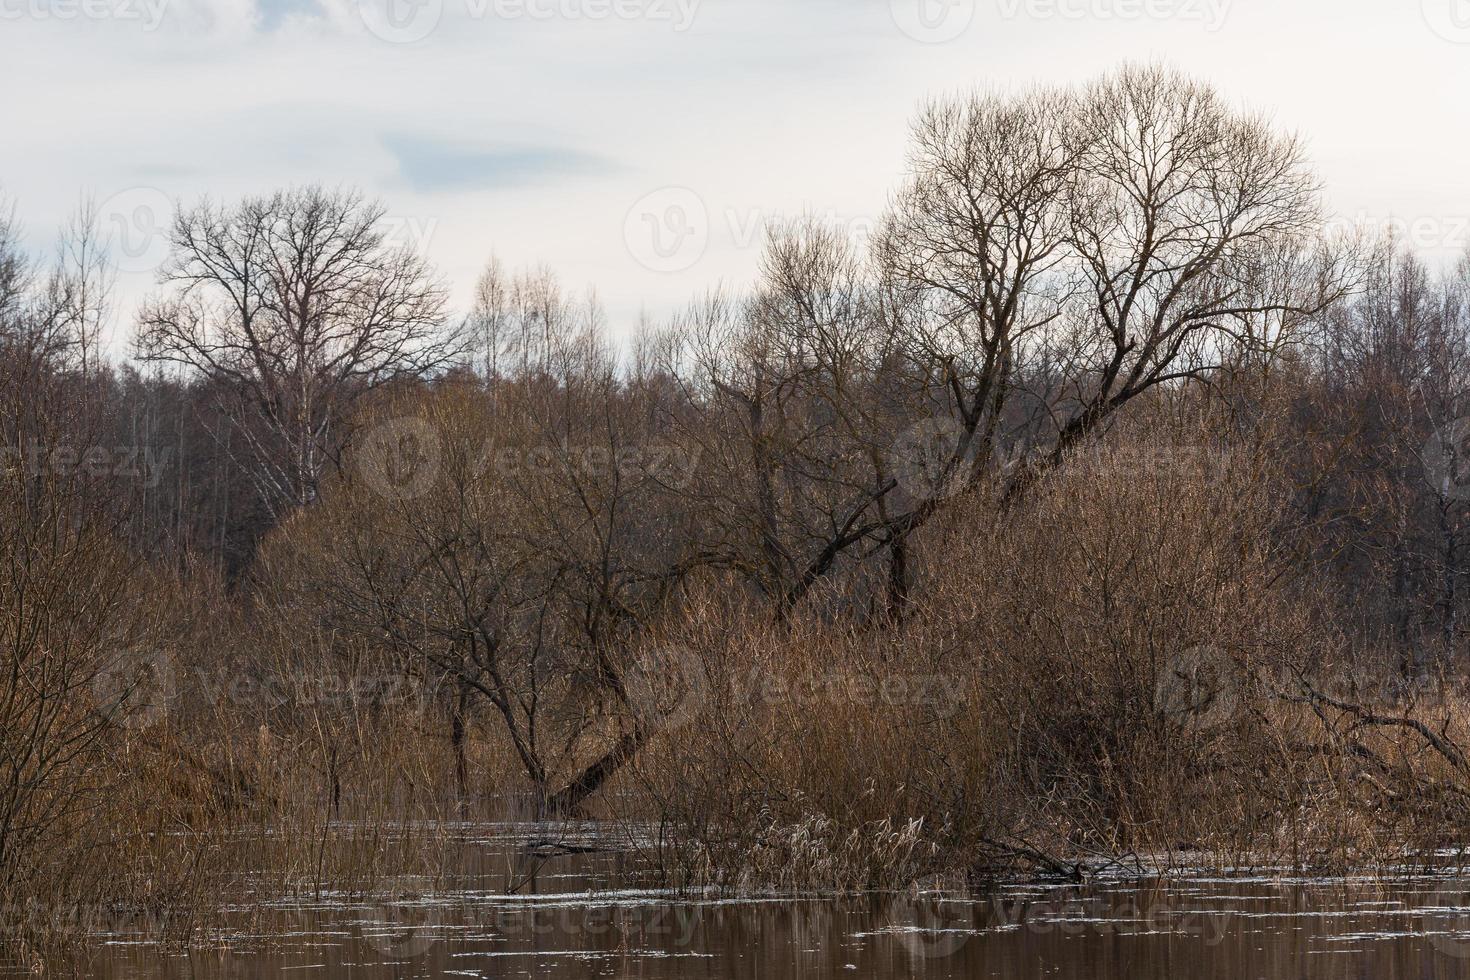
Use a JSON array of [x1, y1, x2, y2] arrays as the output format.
[[7, 62, 1470, 959]]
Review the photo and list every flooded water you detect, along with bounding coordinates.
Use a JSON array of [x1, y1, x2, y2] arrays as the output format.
[[14, 823, 1470, 978]]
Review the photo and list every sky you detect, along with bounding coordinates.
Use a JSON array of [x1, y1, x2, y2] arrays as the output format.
[[2, 0, 1469, 357]]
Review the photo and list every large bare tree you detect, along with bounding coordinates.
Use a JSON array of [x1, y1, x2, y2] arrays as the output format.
[[136, 186, 461, 515], [692, 64, 1358, 617]]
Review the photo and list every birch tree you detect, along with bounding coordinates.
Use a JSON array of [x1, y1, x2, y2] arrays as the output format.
[[136, 186, 460, 515]]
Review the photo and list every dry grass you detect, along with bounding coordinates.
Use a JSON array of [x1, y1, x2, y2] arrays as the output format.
[[615, 427, 1470, 890], [11, 422, 1470, 966]]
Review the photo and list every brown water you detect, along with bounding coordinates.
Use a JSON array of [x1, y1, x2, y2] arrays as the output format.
[[14, 823, 1470, 978]]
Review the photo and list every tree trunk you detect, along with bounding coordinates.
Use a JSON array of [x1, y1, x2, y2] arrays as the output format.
[[885, 537, 910, 625], [451, 680, 469, 807], [543, 729, 646, 816], [1440, 495, 1459, 665]]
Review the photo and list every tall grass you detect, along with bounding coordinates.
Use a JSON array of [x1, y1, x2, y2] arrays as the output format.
[[10, 423, 1470, 965], [618, 427, 1470, 888]]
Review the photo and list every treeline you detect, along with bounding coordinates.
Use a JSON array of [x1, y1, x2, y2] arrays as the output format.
[[6, 62, 1470, 948]]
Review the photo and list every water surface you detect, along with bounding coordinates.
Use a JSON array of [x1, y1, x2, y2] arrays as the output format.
[[19, 823, 1470, 978]]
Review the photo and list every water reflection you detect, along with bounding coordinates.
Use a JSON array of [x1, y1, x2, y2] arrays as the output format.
[[15, 824, 1470, 979]]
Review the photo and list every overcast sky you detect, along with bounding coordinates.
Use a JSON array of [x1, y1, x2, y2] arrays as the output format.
[[3, 0, 1469, 356]]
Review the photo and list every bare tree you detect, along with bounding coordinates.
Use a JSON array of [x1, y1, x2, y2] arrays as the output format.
[[1300, 238, 1470, 672], [735, 64, 1357, 615], [469, 255, 607, 382], [663, 225, 914, 618], [271, 265, 704, 814], [48, 198, 114, 378], [136, 186, 461, 515], [0, 213, 157, 904], [0, 196, 113, 378]]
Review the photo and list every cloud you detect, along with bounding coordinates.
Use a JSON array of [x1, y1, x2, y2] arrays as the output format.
[[381, 135, 618, 192]]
